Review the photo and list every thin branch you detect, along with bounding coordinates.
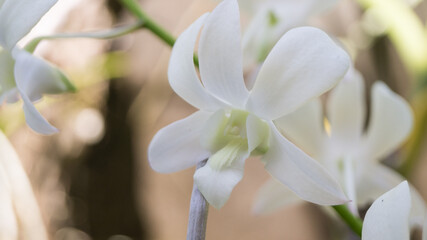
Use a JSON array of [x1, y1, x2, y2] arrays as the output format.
[[25, 21, 144, 53], [120, 0, 175, 46]]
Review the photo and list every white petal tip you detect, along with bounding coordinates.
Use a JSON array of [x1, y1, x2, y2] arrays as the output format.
[[26, 119, 59, 135], [21, 98, 58, 135], [194, 163, 244, 209], [146, 111, 213, 174], [316, 195, 350, 206], [251, 178, 306, 214], [41, 126, 59, 135], [362, 181, 411, 239]]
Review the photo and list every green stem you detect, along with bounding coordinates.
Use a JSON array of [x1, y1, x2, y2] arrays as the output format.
[[119, 0, 202, 68], [332, 205, 363, 237], [120, 0, 175, 47], [25, 21, 144, 53]]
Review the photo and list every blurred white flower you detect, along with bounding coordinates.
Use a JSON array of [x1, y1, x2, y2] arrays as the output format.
[[254, 66, 418, 215], [240, 0, 338, 69], [0, 130, 48, 240], [148, 0, 350, 209], [0, 0, 74, 134], [362, 181, 426, 240]]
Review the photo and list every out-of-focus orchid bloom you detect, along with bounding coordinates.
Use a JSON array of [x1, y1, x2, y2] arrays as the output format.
[[254, 66, 418, 215], [0, 0, 74, 134], [240, 0, 338, 69], [362, 181, 426, 240], [148, 0, 351, 209], [0, 130, 48, 240]]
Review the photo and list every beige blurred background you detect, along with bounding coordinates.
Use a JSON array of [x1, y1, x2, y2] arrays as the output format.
[[3, 0, 427, 239]]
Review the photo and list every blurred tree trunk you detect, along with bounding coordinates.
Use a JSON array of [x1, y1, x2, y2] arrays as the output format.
[[66, 1, 147, 239], [82, 78, 145, 239]]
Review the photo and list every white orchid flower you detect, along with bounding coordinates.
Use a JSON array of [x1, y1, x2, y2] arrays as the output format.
[[148, 0, 350, 209], [362, 181, 427, 240], [254, 66, 418, 215], [241, 0, 338, 68], [0, 0, 74, 134], [0, 130, 48, 240]]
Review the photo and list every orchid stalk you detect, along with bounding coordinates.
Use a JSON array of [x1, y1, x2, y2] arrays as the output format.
[[120, 0, 176, 47], [187, 160, 209, 240]]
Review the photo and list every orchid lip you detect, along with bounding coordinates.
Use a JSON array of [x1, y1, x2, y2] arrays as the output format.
[[203, 109, 270, 171]]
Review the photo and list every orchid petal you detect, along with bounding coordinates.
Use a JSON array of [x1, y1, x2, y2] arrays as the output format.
[[168, 13, 224, 111], [242, 1, 314, 67], [199, 109, 230, 152], [14, 74, 58, 135], [357, 164, 405, 206], [247, 27, 350, 120], [275, 99, 325, 158], [362, 181, 411, 240], [237, 0, 259, 13], [20, 93, 58, 134], [357, 165, 426, 227], [13, 49, 72, 102], [363, 82, 413, 161], [148, 110, 212, 173], [0, 162, 18, 240], [307, 0, 339, 15], [246, 114, 269, 154], [327, 67, 365, 152], [241, 7, 273, 68], [241, 0, 340, 67], [0, 131, 48, 239], [263, 123, 348, 205], [198, 0, 249, 108], [0, 0, 57, 49], [13, 49, 72, 134], [343, 157, 358, 215], [253, 178, 303, 214], [194, 152, 247, 209]]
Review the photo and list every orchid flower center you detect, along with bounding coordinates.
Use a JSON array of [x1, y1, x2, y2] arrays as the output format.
[[202, 109, 269, 170]]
